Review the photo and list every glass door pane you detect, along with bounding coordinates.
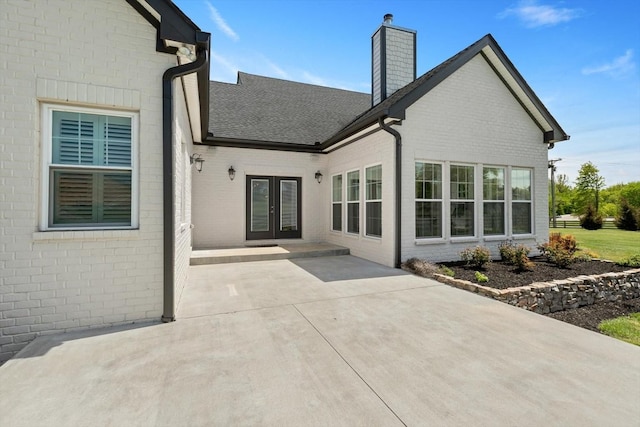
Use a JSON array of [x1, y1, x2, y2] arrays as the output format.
[[251, 179, 270, 232], [280, 180, 298, 231]]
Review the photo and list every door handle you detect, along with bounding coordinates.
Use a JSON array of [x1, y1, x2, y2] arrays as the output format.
[[270, 206, 275, 214]]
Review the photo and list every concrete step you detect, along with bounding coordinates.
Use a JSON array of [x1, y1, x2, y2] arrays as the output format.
[[190, 243, 350, 265]]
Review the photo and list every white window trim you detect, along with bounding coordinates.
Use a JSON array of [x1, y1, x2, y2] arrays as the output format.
[[449, 163, 477, 240], [415, 160, 445, 241], [330, 173, 343, 233], [509, 167, 534, 237], [40, 103, 139, 231], [414, 162, 537, 244], [481, 164, 507, 238], [345, 168, 361, 236], [364, 163, 382, 239]]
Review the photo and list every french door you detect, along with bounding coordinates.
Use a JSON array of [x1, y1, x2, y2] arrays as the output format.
[[246, 176, 302, 240]]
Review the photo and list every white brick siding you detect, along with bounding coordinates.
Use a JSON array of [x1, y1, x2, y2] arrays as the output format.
[[191, 146, 328, 248], [399, 54, 549, 262], [0, 0, 189, 362], [326, 130, 397, 267], [173, 82, 194, 311]]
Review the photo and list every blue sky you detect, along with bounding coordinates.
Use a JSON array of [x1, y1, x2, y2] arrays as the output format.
[[174, 0, 640, 186]]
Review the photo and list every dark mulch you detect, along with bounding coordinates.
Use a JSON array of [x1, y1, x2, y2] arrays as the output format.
[[440, 257, 638, 334], [546, 298, 640, 331], [442, 257, 630, 290]]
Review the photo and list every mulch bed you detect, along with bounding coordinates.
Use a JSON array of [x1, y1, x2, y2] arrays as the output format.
[[546, 298, 640, 332], [440, 257, 638, 334], [441, 257, 630, 290]]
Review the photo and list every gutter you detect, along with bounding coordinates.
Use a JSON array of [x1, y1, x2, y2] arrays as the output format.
[[161, 38, 209, 323], [203, 136, 321, 153], [378, 118, 402, 269]]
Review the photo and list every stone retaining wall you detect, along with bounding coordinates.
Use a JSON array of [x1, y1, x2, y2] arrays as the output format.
[[433, 268, 640, 314]]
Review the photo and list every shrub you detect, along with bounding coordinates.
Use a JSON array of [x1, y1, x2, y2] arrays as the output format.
[[498, 240, 534, 271], [438, 265, 455, 277], [474, 271, 489, 283], [580, 204, 603, 230], [538, 233, 579, 268], [615, 198, 638, 231], [460, 246, 491, 269], [618, 254, 640, 268], [402, 258, 439, 277]]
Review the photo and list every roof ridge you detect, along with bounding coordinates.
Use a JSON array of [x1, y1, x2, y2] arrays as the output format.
[[232, 71, 369, 95]]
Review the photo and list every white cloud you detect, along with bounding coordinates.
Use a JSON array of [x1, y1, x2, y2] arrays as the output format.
[[498, 0, 582, 28], [205, 2, 239, 41], [262, 57, 290, 80], [582, 49, 636, 78], [301, 71, 329, 87], [210, 51, 238, 82]]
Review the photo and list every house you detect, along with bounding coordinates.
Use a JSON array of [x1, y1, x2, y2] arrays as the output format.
[[0, 2, 567, 362], [0, 0, 210, 362], [192, 15, 568, 268]]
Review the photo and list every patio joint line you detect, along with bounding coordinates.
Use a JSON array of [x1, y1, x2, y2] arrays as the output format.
[[292, 305, 408, 427], [175, 284, 438, 320]]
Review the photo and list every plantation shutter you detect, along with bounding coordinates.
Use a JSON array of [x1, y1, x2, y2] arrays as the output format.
[[52, 112, 95, 165], [103, 118, 132, 166], [280, 180, 298, 231], [50, 111, 132, 226]]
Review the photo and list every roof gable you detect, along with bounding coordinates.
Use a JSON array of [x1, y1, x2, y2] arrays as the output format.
[[324, 34, 568, 148]]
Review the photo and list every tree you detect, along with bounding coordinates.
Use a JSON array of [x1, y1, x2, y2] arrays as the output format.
[[554, 174, 575, 215], [580, 204, 603, 230], [615, 198, 638, 231], [620, 181, 640, 208], [575, 162, 605, 213]]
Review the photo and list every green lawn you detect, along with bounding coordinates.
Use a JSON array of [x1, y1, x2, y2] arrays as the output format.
[[549, 228, 640, 263], [599, 313, 640, 346]]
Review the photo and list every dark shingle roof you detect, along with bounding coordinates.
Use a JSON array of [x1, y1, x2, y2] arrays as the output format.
[[209, 72, 371, 145]]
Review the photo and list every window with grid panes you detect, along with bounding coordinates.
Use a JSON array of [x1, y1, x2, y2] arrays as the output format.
[[415, 162, 443, 238], [44, 105, 136, 228]]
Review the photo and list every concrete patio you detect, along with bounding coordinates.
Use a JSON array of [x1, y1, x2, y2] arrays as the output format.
[[1, 255, 638, 426]]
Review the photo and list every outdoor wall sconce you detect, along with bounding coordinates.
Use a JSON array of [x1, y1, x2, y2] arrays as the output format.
[[190, 153, 204, 173], [315, 170, 323, 184], [228, 166, 236, 181], [189, 153, 204, 172]]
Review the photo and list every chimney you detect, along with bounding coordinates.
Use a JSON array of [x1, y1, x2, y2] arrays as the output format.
[[371, 14, 416, 106]]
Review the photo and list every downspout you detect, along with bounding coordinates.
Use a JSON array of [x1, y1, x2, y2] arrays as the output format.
[[161, 44, 208, 323], [378, 118, 402, 269]]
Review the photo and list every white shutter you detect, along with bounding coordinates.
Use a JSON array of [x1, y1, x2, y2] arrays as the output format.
[[280, 180, 298, 231], [103, 118, 132, 166]]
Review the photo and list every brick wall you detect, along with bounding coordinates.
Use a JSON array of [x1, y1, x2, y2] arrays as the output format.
[[326, 129, 397, 267], [173, 82, 193, 311], [0, 0, 181, 362], [399, 54, 549, 263], [191, 146, 328, 249]]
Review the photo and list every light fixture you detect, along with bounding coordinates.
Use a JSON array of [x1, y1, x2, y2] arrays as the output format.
[[177, 45, 197, 61], [190, 153, 204, 173], [315, 170, 323, 184], [228, 166, 236, 181]]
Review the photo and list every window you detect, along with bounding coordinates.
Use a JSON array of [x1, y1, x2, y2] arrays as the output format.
[[42, 105, 137, 229], [331, 174, 342, 232], [415, 162, 442, 238], [483, 167, 505, 235], [346, 170, 360, 234], [365, 165, 382, 237], [450, 164, 475, 237], [512, 168, 532, 234]]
